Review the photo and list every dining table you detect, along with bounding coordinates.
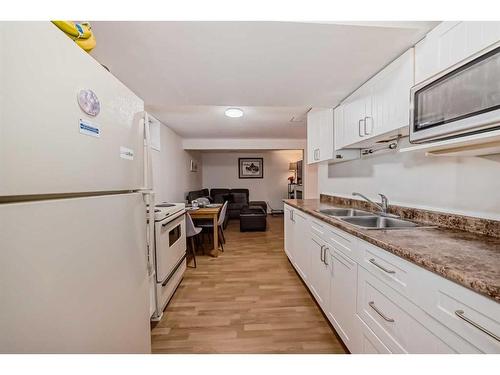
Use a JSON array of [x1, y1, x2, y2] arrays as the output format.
[[186, 204, 222, 257]]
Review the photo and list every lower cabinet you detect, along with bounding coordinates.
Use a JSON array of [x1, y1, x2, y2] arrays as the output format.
[[284, 205, 294, 262], [357, 315, 391, 353], [283, 203, 500, 354], [309, 234, 330, 310], [327, 248, 360, 352], [292, 210, 310, 282], [357, 267, 457, 353]]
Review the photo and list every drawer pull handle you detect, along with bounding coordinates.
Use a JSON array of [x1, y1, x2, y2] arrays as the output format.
[[369, 301, 395, 322], [455, 310, 500, 342], [369, 258, 396, 274]]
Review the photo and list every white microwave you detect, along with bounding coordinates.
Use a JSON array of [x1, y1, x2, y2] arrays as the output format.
[[410, 43, 500, 143]]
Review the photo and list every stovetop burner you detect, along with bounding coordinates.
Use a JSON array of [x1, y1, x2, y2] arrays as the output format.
[[156, 203, 176, 208]]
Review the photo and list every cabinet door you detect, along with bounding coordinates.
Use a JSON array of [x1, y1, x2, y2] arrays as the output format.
[[284, 205, 294, 262], [306, 110, 321, 164], [333, 106, 344, 150], [357, 267, 458, 354], [308, 234, 330, 309], [438, 22, 500, 75], [307, 108, 334, 163], [415, 22, 459, 83], [370, 49, 414, 137], [318, 108, 334, 162], [328, 248, 360, 353], [341, 87, 368, 148], [358, 316, 392, 353], [415, 21, 500, 84], [292, 210, 310, 281]]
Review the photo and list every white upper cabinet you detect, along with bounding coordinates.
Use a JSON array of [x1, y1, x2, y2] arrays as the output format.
[[370, 49, 414, 138], [337, 48, 414, 149], [307, 107, 360, 164], [307, 108, 333, 164], [415, 21, 500, 84], [340, 85, 370, 148]]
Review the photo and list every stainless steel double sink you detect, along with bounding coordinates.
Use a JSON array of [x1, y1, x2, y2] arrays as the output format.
[[316, 208, 420, 230]]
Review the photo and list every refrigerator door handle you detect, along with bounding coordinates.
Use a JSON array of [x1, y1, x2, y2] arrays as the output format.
[[142, 111, 154, 191], [142, 191, 155, 276]]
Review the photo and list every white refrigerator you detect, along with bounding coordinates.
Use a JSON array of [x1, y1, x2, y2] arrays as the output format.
[[0, 22, 153, 353]]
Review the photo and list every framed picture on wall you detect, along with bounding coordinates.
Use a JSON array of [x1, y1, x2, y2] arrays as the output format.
[[238, 158, 263, 179]]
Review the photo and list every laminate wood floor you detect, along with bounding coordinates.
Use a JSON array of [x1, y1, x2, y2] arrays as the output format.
[[151, 215, 347, 354]]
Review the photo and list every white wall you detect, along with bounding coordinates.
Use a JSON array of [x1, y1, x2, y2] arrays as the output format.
[[151, 124, 202, 203], [318, 139, 500, 220], [201, 150, 303, 210]]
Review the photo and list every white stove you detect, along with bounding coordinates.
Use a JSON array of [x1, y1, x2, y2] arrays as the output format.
[[148, 201, 187, 321], [148, 202, 185, 221]]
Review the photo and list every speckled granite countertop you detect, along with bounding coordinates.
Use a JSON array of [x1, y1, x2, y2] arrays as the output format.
[[284, 199, 500, 302]]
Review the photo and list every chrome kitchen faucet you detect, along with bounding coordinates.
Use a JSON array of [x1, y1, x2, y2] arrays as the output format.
[[352, 192, 395, 217]]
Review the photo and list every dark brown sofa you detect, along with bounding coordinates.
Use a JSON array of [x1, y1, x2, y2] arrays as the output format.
[[186, 188, 267, 220]]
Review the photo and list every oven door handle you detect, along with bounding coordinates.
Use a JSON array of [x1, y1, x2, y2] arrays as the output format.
[[161, 211, 186, 228]]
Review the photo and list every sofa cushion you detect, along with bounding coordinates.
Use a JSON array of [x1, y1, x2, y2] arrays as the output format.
[[210, 188, 230, 200], [230, 189, 249, 202], [223, 193, 234, 203], [229, 203, 248, 211], [231, 192, 248, 205], [213, 194, 226, 204]]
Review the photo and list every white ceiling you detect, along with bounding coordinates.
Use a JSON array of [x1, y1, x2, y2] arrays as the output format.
[[147, 105, 308, 139], [90, 21, 438, 139]]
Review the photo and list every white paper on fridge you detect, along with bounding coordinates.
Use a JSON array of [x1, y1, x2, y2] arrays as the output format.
[[119, 146, 134, 160]]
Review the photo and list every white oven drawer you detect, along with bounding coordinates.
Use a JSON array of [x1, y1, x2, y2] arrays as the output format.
[[156, 257, 186, 315], [155, 212, 186, 283]]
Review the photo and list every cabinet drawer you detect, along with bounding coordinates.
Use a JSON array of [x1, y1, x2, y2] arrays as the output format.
[[156, 258, 186, 314], [310, 219, 325, 237], [325, 225, 359, 261], [419, 271, 500, 353], [357, 315, 391, 354], [360, 240, 417, 301], [357, 267, 461, 354]]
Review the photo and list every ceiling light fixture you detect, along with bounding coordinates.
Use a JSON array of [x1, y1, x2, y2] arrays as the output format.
[[225, 108, 244, 118]]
